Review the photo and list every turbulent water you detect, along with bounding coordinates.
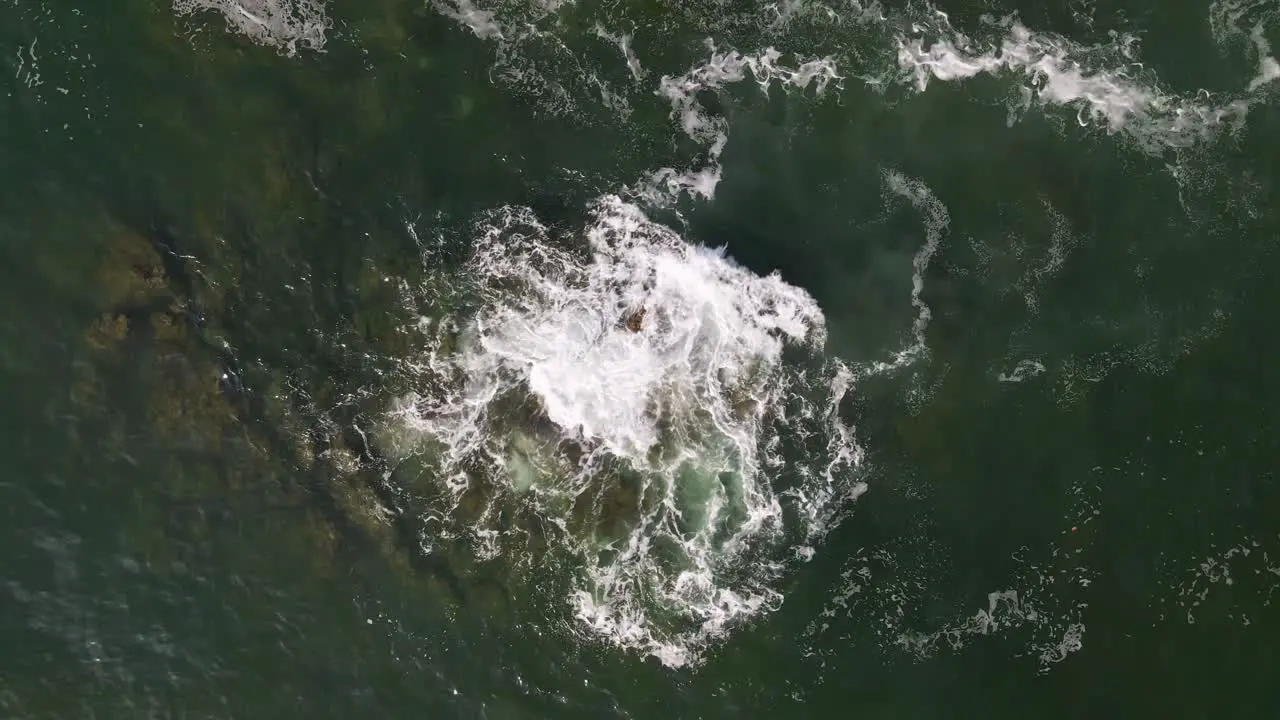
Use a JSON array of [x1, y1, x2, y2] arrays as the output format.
[[372, 0, 1278, 668], [4, 0, 1280, 715], [382, 196, 871, 665]]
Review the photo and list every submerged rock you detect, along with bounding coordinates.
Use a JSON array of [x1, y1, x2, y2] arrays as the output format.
[[73, 213, 479, 608], [624, 306, 645, 332], [85, 312, 129, 351], [96, 227, 171, 309]]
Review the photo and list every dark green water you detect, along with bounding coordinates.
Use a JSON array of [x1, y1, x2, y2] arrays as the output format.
[[3, 0, 1280, 717]]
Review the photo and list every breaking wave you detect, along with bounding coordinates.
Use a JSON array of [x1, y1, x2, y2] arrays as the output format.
[[386, 196, 865, 665]]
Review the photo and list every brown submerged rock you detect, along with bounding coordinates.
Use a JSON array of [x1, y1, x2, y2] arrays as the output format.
[[74, 216, 477, 599], [97, 227, 171, 309], [85, 312, 130, 350], [151, 303, 191, 346], [625, 307, 645, 333]]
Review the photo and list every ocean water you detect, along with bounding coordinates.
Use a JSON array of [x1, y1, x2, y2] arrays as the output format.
[[2, 0, 1279, 716]]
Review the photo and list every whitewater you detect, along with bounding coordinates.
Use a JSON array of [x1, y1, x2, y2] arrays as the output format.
[[175, 0, 1280, 668]]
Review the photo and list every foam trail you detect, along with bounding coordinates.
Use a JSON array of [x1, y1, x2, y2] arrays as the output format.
[[640, 43, 841, 203], [868, 170, 949, 374], [389, 196, 862, 666], [808, 480, 1099, 674], [1018, 198, 1078, 313], [594, 24, 647, 82], [173, 0, 330, 54], [433, 0, 504, 39], [1247, 24, 1280, 90], [998, 359, 1046, 383], [1210, 0, 1279, 45], [896, 21, 1255, 152], [420, 1, 1275, 161], [427, 0, 623, 118]]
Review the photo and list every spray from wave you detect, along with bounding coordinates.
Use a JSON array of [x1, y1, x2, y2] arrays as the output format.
[[386, 196, 865, 665]]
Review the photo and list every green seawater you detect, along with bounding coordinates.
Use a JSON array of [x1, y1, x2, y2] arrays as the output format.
[[2, 0, 1279, 717]]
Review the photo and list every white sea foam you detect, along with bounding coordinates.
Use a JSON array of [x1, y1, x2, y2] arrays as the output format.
[[1206, 0, 1280, 89], [807, 478, 1099, 674], [998, 359, 1046, 383], [1247, 23, 1280, 90], [428, 0, 630, 119], [419, 0, 1277, 162], [390, 0, 1280, 669], [1017, 198, 1079, 314], [641, 44, 841, 203], [389, 196, 863, 665], [870, 170, 949, 373], [1210, 0, 1280, 46], [173, 0, 329, 54], [1162, 537, 1280, 624], [895, 20, 1262, 152], [594, 24, 647, 82], [433, 0, 505, 40], [895, 588, 1088, 673], [764, 0, 884, 30]]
